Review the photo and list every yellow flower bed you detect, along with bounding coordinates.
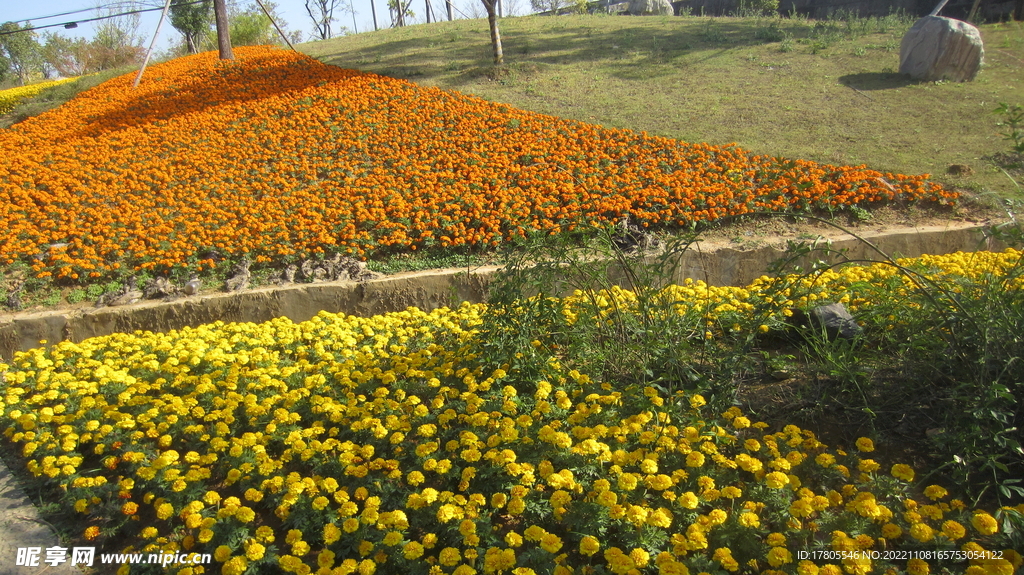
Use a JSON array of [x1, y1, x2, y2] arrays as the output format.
[[1, 251, 1022, 575], [561, 248, 1024, 334], [0, 77, 78, 115]]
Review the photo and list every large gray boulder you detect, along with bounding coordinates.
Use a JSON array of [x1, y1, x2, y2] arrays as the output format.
[[627, 0, 672, 15], [899, 16, 984, 82]]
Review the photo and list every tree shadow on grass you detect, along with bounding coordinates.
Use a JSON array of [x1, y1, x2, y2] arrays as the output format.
[[838, 71, 917, 90]]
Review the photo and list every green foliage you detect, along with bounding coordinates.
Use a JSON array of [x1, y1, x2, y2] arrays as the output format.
[[736, 0, 779, 16], [995, 102, 1024, 154], [170, 0, 213, 54], [0, 21, 43, 85], [39, 32, 89, 77], [484, 224, 753, 415]]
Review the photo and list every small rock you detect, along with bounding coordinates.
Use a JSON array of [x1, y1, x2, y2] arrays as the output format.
[[4, 279, 24, 311], [143, 276, 176, 299], [810, 303, 863, 340], [946, 163, 973, 175], [301, 255, 381, 283], [105, 289, 143, 307], [225, 258, 251, 292], [791, 303, 863, 341], [627, 0, 671, 15], [282, 264, 298, 284], [183, 278, 201, 296], [612, 216, 659, 252], [771, 370, 792, 381], [5, 291, 22, 311], [301, 259, 318, 281]]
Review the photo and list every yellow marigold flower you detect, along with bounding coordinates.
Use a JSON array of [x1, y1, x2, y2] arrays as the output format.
[[924, 485, 948, 500], [507, 497, 526, 514], [855, 437, 874, 452], [765, 471, 789, 489], [403, 541, 424, 560], [732, 416, 750, 429], [679, 491, 699, 509], [541, 533, 563, 553], [214, 545, 233, 562], [245, 542, 266, 561], [910, 522, 934, 542], [721, 486, 742, 499], [879, 523, 901, 539], [738, 511, 760, 528], [767, 533, 786, 547], [580, 536, 600, 556], [907, 558, 929, 575], [971, 511, 999, 535], [796, 560, 819, 575], [856, 459, 880, 473], [630, 548, 651, 568], [618, 473, 639, 490], [891, 463, 915, 481], [439, 547, 461, 567], [686, 452, 706, 467], [767, 547, 793, 567], [324, 523, 341, 544], [222, 556, 247, 575], [843, 556, 872, 575]]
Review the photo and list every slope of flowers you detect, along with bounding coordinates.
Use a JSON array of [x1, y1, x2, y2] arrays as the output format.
[[0, 77, 78, 115], [2, 251, 1021, 575], [0, 45, 956, 282]]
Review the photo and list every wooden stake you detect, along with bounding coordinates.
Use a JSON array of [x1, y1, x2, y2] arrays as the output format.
[[133, 0, 172, 88], [254, 0, 297, 50]]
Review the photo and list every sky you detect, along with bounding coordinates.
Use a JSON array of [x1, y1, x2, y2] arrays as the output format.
[[3, 0, 516, 53]]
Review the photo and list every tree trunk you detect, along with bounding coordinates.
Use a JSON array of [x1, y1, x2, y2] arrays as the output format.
[[484, 0, 503, 65], [447, 0, 454, 20], [371, 0, 379, 30], [213, 0, 234, 59]]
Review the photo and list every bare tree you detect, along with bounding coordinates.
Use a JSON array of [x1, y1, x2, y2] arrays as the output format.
[[389, 0, 415, 26], [306, 0, 342, 39], [503, 0, 524, 16], [90, 1, 145, 70]]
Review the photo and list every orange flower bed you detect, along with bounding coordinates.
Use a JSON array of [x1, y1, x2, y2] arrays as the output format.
[[0, 46, 956, 281]]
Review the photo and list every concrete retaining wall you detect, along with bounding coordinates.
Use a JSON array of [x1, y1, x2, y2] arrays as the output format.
[[0, 222, 1004, 361]]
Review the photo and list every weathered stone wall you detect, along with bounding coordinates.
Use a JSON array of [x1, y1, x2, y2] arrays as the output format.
[[0, 223, 1003, 362]]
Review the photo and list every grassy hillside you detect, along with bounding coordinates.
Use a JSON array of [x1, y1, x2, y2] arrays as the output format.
[[303, 14, 1024, 197]]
